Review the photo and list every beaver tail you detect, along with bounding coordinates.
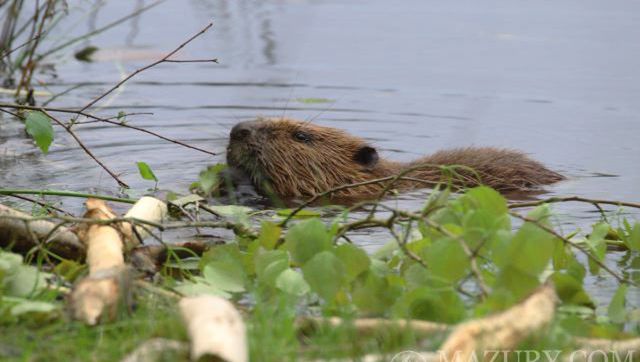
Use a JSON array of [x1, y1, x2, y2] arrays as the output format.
[[406, 147, 564, 192]]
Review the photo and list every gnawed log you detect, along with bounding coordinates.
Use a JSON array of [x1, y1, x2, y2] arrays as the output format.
[[121, 196, 168, 245], [69, 197, 168, 325], [0, 204, 84, 260], [180, 296, 248, 362], [439, 284, 558, 362], [70, 199, 130, 325], [69, 266, 134, 325]]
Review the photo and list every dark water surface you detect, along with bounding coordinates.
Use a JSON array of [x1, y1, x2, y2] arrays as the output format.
[[1, 1, 639, 309]]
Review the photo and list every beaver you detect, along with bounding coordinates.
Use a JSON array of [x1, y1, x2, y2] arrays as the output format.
[[225, 117, 564, 200]]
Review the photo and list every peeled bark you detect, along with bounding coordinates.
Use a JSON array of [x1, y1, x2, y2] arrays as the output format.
[[439, 285, 558, 362], [180, 296, 248, 362]]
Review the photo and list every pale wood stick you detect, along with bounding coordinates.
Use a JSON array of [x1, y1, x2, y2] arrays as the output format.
[[439, 284, 558, 362], [121, 196, 168, 245], [179, 296, 248, 362]]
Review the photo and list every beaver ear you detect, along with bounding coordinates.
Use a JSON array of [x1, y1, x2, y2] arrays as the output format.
[[353, 146, 379, 168]]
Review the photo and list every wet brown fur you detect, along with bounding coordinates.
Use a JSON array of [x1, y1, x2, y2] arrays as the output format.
[[226, 118, 564, 199]]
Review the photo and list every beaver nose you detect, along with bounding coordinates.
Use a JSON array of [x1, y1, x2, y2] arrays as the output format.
[[230, 121, 254, 141]]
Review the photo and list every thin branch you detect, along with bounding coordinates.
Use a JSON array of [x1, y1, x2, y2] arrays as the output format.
[[4, 194, 74, 216], [164, 59, 218, 63], [279, 172, 441, 227], [0, 188, 135, 204], [509, 196, 640, 210], [0, 35, 40, 59], [77, 22, 215, 114], [40, 109, 129, 187], [0, 103, 217, 155]]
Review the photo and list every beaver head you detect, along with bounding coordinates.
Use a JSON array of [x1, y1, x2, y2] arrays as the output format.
[[226, 118, 387, 198]]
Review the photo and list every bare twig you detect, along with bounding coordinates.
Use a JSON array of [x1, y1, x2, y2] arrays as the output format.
[[0, 35, 40, 59], [509, 196, 640, 210], [77, 22, 216, 115], [0, 103, 217, 155], [4, 193, 74, 216], [0, 188, 135, 204], [40, 109, 129, 187], [279, 172, 440, 227]]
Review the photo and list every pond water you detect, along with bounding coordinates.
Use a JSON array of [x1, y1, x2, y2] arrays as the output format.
[[1, 0, 639, 310]]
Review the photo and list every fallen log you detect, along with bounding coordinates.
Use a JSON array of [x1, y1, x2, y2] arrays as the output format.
[[0, 204, 85, 260]]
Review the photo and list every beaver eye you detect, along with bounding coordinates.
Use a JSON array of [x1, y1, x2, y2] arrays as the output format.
[[293, 131, 312, 143]]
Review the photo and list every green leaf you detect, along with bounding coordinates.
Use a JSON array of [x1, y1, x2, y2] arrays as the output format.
[[372, 240, 399, 261], [255, 250, 289, 287], [53, 260, 86, 282], [10, 300, 59, 324], [275, 269, 310, 297], [404, 263, 430, 289], [283, 219, 332, 265], [493, 265, 541, 305], [198, 164, 227, 195], [424, 238, 469, 283], [25, 111, 54, 154], [199, 245, 246, 293], [608, 284, 628, 324], [0, 252, 49, 298], [74, 46, 98, 62], [586, 223, 609, 261], [494, 205, 556, 279], [302, 251, 346, 302], [552, 272, 594, 308], [136, 162, 158, 182], [352, 270, 397, 314], [199, 244, 243, 269], [393, 287, 465, 323], [334, 244, 370, 282], [202, 261, 246, 293], [258, 221, 282, 249], [626, 223, 640, 251], [460, 186, 508, 217], [205, 205, 252, 217]]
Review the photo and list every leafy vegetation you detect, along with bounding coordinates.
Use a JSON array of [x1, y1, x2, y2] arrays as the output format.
[[1, 186, 638, 360]]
